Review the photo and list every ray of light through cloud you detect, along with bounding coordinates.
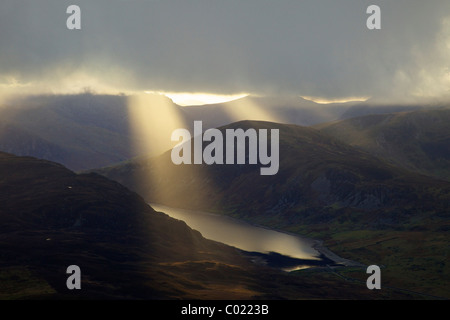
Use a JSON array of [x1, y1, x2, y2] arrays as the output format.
[[0, 1, 449, 102]]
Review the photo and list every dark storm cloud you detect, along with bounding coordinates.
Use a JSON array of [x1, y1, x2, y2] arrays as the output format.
[[1, 0, 450, 100]]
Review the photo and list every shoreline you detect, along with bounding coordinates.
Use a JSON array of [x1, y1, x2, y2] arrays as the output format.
[[311, 240, 365, 268], [150, 202, 364, 268]]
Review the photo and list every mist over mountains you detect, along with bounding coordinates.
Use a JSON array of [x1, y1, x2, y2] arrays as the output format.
[[0, 93, 438, 171]]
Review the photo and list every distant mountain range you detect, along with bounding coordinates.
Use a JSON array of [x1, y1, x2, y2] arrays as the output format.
[[0, 94, 136, 171], [0, 93, 433, 171], [316, 108, 450, 181]]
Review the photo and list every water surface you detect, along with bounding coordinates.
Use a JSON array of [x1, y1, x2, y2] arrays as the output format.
[[151, 203, 321, 261]]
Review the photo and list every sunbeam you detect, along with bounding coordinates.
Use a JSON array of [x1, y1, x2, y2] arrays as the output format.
[[126, 92, 221, 211]]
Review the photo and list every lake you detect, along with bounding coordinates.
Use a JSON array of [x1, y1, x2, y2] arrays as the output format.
[[150, 203, 322, 264]]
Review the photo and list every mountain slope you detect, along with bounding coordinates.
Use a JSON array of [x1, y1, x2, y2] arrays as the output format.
[[96, 120, 450, 229], [181, 96, 353, 128], [0, 94, 137, 171], [2, 151, 416, 300], [0, 93, 434, 172], [0, 94, 351, 172], [0, 93, 181, 171], [94, 120, 450, 298], [315, 107, 450, 181], [0, 152, 261, 299]]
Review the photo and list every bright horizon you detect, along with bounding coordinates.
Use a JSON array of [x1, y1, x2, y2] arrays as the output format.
[[147, 91, 249, 106], [1, 1, 450, 106], [301, 96, 371, 104]]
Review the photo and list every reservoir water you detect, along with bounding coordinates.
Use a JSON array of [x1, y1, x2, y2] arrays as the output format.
[[151, 203, 321, 261]]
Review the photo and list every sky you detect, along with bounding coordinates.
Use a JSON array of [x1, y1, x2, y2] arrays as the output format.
[[1, 0, 450, 104]]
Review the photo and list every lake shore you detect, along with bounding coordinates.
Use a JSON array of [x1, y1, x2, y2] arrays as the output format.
[[311, 240, 365, 267], [150, 203, 364, 269]]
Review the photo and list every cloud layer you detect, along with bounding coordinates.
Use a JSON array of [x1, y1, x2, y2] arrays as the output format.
[[1, 0, 450, 101]]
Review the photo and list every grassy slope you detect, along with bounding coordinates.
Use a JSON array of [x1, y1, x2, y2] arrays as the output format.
[[313, 108, 450, 297], [95, 120, 450, 298], [315, 107, 450, 181], [0, 152, 254, 299], [2, 152, 420, 300]]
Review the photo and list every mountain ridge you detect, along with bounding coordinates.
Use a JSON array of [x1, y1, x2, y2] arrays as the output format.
[[95, 119, 450, 226], [1, 93, 438, 171], [315, 107, 450, 181]]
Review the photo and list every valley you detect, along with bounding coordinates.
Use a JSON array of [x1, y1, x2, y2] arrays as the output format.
[[2, 0, 450, 303], [0, 152, 419, 299], [95, 117, 450, 299], [1, 94, 449, 300]]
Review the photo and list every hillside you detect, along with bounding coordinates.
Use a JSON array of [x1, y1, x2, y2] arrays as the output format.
[[0, 94, 350, 171], [95, 120, 450, 298], [181, 96, 353, 129], [315, 108, 450, 181], [3, 151, 414, 300], [0, 151, 258, 299], [0, 93, 432, 172], [0, 94, 138, 171], [96, 120, 450, 228], [0, 93, 188, 171]]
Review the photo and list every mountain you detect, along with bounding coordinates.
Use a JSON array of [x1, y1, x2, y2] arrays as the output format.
[[96, 120, 450, 226], [315, 107, 450, 181], [338, 102, 425, 120], [0, 93, 191, 171], [181, 96, 440, 131], [0, 151, 259, 299], [0, 93, 434, 172], [94, 120, 450, 298], [0, 94, 136, 171], [0, 94, 352, 172], [181, 96, 354, 129], [4, 151, 413, 300]]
